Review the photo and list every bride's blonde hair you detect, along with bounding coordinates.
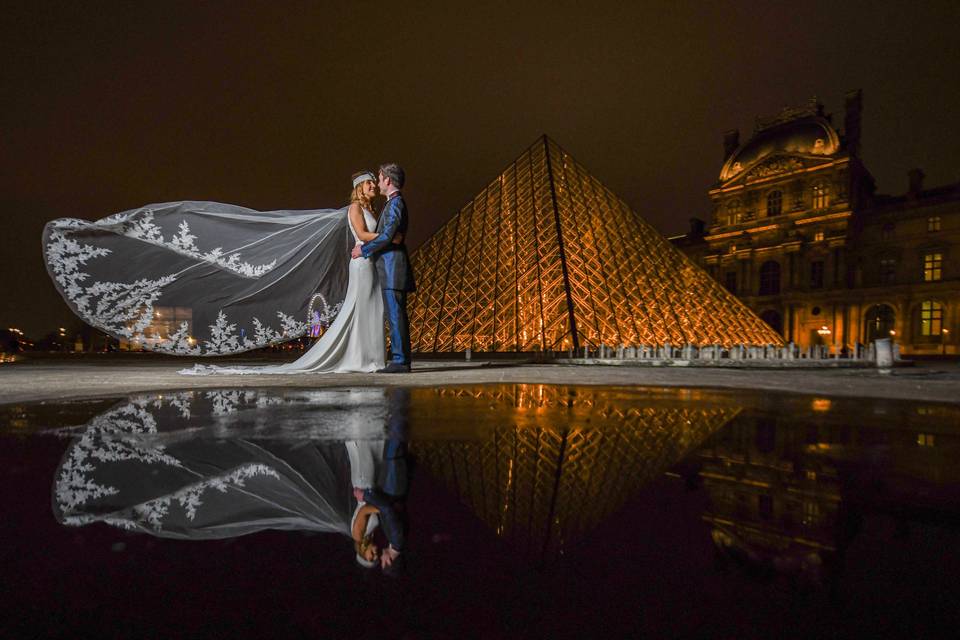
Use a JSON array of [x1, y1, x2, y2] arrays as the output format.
[[350, 171, 375, 210]]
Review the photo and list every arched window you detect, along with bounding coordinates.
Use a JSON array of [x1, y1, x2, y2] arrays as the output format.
[[919, 300, 944, 337], [724, 270, 738, 293], [760, 309, 783, 335], [811, 182, 829, 210], [755, 418, 777, 453], [864, 304, 896, 342], [766, 190, 782, 217], [810, 260, 824, 288], [758, 261, 781, 295]]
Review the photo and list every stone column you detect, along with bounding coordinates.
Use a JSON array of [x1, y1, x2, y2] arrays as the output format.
[[841, 303, 849, 353], [834, 248, 845, 288], [875, 337, 893, 371], [851, 302, 861, 346], [897, 297, 910, 350]]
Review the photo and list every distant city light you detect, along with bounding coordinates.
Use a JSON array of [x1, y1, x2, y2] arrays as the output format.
[[811, 398, 832, 412]]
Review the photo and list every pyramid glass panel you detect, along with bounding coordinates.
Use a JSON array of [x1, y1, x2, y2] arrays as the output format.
[[408, 137, 782, 351]]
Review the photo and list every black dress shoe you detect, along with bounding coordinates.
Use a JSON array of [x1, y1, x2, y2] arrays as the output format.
[[376, 363, 411, 373]]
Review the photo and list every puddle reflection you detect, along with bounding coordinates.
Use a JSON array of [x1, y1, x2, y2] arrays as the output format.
[[694, 404, 960, 586], [43, 384, 960, 579], [55, 388, 411, 573], [410, 386, 742, 562]]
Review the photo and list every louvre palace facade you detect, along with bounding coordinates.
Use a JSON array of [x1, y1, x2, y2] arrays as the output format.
[[672, 91, 959, 355]]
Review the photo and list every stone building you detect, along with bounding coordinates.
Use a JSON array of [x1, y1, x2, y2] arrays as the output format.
[[672, 91, 959, 355]]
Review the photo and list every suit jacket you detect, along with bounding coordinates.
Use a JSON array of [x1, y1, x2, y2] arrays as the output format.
[[361, 193, 416, 292]]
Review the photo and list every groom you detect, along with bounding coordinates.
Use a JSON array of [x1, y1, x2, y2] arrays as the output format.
[[351, 163, 416, 373]]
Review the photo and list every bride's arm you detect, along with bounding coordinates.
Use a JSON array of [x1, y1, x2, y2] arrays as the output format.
[[348, 203, 379, 242], [349, 203, 405, 245]]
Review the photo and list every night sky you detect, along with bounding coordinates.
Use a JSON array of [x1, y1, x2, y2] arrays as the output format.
[[3, 1, 959, 336]]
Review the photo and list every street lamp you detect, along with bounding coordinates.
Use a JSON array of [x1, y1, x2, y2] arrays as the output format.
[[816, 326, 832, 355], [942, 328, 950, 355]]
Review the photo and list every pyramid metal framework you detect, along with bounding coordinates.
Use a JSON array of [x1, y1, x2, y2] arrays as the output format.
[[408, 136, 782, 352], [409, 385, 741, 562]]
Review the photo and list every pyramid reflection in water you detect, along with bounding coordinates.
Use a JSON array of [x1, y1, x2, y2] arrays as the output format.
[[409, 385, 741, 562], [408, 136, 782, 352]]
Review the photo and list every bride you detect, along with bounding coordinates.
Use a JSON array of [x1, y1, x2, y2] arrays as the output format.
[[42, 171, 391, 371], [182, 172, 389, 375]]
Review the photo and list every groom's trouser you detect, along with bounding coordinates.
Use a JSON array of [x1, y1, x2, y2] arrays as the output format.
[[382, 288, 411, 365]]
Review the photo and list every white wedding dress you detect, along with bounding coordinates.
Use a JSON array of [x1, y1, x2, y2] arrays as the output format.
[[180, 208, 384, 375]]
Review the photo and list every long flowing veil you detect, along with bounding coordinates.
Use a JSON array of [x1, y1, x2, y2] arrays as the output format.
[[42, 201, 353, 356]]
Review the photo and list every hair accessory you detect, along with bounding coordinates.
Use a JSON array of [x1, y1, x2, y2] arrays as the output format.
[[352, 172, 375, 188]]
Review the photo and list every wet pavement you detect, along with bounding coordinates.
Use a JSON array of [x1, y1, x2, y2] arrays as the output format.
[[1, 355, 959, 405], [2, 384, 959, 638]]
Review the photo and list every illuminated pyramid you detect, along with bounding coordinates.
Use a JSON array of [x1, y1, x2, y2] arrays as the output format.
[[408, 136, 781, 352], [409, 385, 741, 563]]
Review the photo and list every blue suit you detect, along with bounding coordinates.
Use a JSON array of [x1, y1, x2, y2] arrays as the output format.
[[361, 389, 410, 553], [361, 193, 415, 365]]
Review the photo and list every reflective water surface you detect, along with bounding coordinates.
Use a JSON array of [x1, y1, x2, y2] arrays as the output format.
[[2, 385, 959, 638]]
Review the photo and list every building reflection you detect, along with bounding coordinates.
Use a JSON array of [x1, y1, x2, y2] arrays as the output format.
[[697, 414, 842, 583], [695, 401, 960, 584], [409, 384, 742, 563]]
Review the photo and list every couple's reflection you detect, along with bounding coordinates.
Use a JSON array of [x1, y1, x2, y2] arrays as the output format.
[[53, 388, 410, 573], [347, 394, 408, 571]]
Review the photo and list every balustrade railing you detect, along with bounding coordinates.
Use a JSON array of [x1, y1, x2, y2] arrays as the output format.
[[546, 338, 901, 367]]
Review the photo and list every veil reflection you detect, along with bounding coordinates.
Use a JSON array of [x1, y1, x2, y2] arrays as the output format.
[[53, 388, 410, 569]]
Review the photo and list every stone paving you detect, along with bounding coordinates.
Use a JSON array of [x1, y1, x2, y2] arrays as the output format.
[[0, 355, 958, 405]]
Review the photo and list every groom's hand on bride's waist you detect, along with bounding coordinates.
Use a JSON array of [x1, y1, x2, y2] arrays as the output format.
[[355, 235, 403, 258]]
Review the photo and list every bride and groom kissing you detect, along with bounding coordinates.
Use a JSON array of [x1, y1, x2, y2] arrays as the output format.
[[174, 163, 416, 377], [42, 159, 416, 375], [349, 163, 416, 374]]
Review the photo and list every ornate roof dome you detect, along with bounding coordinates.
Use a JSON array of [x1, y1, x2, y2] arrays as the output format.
[[719, 116, 840, 182]]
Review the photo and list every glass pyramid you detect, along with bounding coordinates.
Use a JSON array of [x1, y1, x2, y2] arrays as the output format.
[[408, 136, 782, 352]]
